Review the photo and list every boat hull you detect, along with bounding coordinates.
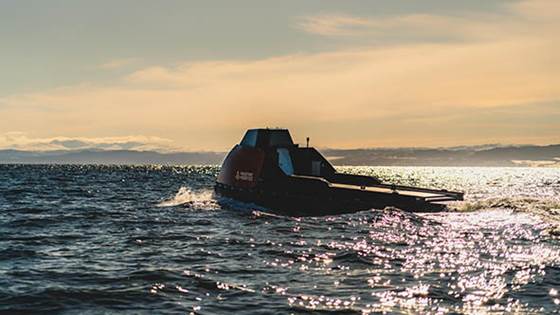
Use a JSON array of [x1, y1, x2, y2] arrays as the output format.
[[214, 182, 446, 216]]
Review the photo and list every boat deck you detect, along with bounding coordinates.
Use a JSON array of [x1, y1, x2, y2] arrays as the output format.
[[291, 175, 463, 202], [330, 182, 463, 202]]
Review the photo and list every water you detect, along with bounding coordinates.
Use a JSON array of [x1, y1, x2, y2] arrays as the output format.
[[1, 165, 560, 314]]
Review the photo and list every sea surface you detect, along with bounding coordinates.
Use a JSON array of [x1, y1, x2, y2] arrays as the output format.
[[1, 165, 560, 314]]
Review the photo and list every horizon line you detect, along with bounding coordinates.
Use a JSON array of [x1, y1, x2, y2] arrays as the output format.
[[2, 142, 560, 154]]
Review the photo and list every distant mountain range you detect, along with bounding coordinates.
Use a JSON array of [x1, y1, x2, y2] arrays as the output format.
[[0, 149, 225, 165], [1, 144, 560, 167], [322, 144, 560, 167]]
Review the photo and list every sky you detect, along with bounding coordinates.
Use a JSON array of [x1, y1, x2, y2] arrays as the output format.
[[0, 0, 558, 151]]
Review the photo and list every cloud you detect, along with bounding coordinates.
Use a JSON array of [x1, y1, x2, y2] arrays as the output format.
[[297, 14, 380, 37], [0, 0, 559, 150], [0, 132, 177, 152], [97, 58, 141, 70], [296, 0, 559, 40], [296, 13, 469, 38], [512, 0, 560, 19]]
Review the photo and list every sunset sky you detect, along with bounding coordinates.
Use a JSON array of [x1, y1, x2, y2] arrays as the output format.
[[1, 0, 558, 151]]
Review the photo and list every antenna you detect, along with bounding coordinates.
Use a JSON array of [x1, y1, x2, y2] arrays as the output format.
[[306, 137, 310, 148]]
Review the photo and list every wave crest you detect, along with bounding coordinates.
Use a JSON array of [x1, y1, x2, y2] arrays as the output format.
[[157, 187, 218, 209], [452, 197, 560, 222]]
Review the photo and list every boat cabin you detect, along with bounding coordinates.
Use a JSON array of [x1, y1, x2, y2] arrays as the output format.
[[238, 128, 334, 178]]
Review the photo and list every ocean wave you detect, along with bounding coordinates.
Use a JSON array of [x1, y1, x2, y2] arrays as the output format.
[[451, 197, 560, 220], [448, 198, 560, 238], [157, 187, 218, 210]]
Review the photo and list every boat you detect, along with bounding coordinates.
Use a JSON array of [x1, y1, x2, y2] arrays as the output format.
[[215, 128, 463, 216]]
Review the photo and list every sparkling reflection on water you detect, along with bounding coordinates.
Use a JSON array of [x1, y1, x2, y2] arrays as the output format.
[[0, 165, 559, 314]]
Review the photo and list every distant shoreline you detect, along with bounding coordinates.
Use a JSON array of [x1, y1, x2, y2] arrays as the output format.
[[1, 144, 560, 167]]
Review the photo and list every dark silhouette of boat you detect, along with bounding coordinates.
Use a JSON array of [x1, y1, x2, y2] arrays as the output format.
[[215, 128, 463, 216]]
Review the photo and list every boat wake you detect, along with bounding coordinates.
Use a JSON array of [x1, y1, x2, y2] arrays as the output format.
[[451, 197, 560, 223], [157, 187, 219, 210]]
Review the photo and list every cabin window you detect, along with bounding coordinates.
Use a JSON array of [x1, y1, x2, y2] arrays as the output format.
[[277, 148, 294, 175], [240, 130, 258, 147], [268, 130, 293, 147]]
